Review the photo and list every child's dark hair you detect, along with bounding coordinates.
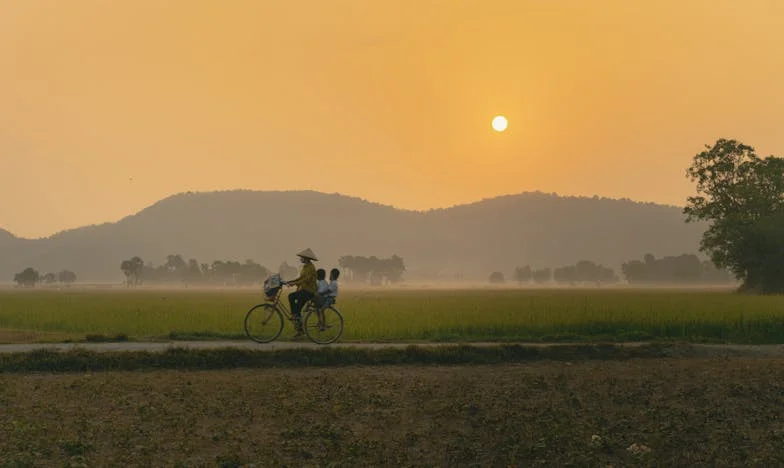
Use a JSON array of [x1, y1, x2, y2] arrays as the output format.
[[316, 269, 326, 280], [330, 268, 340, 279]]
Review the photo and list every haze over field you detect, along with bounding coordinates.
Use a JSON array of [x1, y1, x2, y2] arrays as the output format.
[[2, 1, 784, 239], [0, 190, 707, 282]]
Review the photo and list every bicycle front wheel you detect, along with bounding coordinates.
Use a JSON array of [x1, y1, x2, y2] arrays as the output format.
[[304, 306, 344, 345], [244, 304, 284, 343]]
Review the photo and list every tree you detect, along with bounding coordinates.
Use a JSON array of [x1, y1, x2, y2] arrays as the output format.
[[120, 256, 144, 286], [380, 255, 406, 284], [553, 265, 577, 285], [622, 254, 732, 284], [13, 267, 40, 287], [42, 272, 57, 285], [684, 139, 784, 293], [489, 271, 505, 284], [552, 261, 618, 285], [338, 256, 355, 282], [532, 268, 552, 284], [58, 269, 77, 285], [165, 254, 187, 273], [514, 266, 532, 286], [337, 254, 406, 285], [237, 260, 269, 285], [184, 258, 203, 285]]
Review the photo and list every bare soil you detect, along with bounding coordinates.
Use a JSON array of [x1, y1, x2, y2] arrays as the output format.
[[2, 358, 784, 466]]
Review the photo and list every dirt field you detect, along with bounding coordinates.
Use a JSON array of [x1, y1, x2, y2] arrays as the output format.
[[2, 358, 784, 466]]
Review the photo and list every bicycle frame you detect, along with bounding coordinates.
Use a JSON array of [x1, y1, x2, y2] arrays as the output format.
[[266, 287, 295, 320], [266, 285, 322, 319]]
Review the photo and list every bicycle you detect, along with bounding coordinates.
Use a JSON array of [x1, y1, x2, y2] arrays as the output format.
[[244, 281, 344, 345]]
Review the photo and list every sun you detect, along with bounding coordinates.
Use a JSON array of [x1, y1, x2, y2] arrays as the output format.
[[491, 115, 508, 132]]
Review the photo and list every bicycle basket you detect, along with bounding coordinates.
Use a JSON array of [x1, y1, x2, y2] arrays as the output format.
[[263, 274, 283, 298]]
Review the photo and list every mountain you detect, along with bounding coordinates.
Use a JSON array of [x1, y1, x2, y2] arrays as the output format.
[[0, 190, 706, 282]]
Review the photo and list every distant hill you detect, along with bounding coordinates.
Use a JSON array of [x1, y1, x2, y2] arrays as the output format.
[[0, 190, 706, 282]]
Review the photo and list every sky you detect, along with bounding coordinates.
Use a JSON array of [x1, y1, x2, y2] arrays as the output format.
[[1, 0, 783, 238]]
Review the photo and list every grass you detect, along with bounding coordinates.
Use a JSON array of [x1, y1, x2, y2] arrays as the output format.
[[1, 287, 784, 344], [2, 360, 784, 466], [0, 344, 674, 373]]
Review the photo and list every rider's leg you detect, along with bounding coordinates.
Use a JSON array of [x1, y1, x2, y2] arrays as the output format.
[[288, 291, 300, 317], [288, 291, 305, 335], [289, 291, 314, 332]]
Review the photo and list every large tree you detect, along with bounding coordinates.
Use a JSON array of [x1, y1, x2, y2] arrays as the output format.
[[684, 139, 784, 293], [13, 267, 40, 287]]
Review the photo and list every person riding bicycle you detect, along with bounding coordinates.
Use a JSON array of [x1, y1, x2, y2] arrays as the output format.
[[285, 248, 318, 335]]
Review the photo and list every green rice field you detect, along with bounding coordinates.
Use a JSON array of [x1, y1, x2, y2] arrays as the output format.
[[1, 287, 783, 344]]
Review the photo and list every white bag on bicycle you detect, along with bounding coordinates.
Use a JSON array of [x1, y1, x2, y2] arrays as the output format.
[[263, 274, 283, 299]]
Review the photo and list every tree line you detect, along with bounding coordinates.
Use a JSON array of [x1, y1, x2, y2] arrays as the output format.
[[120, 255, 272, 286], [621, 254, 730, 284], [338, 255, 405, 285], [12, 268, 77, 287], [491, 253, 733, 285], [120, 253, 406, 286]]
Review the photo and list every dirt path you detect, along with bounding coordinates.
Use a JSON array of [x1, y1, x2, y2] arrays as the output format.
[[1, 340, 784, 357]]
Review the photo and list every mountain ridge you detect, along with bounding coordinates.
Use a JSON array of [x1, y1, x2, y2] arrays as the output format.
[[0, 190, 705, 282], [4, 190, 687, 240]]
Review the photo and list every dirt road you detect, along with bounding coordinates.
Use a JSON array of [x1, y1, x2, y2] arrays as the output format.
[[1, 340, 783, 357]]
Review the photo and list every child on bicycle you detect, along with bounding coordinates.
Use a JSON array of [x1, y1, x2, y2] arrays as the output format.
[[311, 268, 339, 331], [315, 268, 329, 306], [326, 268, 340, 305]]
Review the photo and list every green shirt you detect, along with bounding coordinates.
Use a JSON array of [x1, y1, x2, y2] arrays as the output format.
[[290, 263, 317, 294]]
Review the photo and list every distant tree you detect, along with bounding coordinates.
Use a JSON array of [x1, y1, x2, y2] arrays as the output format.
[[200, 263, 211, 280], [338, 256, 355, 282], [351, 256, 373, 283], [621, 260, 647, 283], [368, 256, 384, 285], [338, 254, 406, 285], [237, 259, 269, 285], [489, 271, 505, 284], [684, 138, 784, 293], [532, 268, 552, 284], [574, 260, 619, 284], [164, 254, 188, 281], [42, 272, 57, 285], [553, 261, 619, 285], [58, 269, 77, 286], [380, 254, 406, 284], [553, 265, 577, 285], [184, 258, 203, 285], [120, 256, 144, 286], [210, 260, 230, 284], [621, 254, 732, 284], [514, 266, 532, 286], [13, 267, 40, 287]]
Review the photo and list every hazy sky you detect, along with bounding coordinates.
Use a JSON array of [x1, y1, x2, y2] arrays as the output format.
[[2, 1, 783, 238]]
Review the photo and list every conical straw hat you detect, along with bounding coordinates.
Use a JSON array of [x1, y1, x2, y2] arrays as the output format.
[[296, 248, 318, 261]]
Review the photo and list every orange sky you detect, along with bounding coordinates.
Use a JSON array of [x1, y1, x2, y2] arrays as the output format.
[[2, 0, 783, 238]]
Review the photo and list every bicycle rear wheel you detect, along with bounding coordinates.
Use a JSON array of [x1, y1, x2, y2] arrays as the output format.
[[303, 306, 344, 344], [244, 304, 284, 343]]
